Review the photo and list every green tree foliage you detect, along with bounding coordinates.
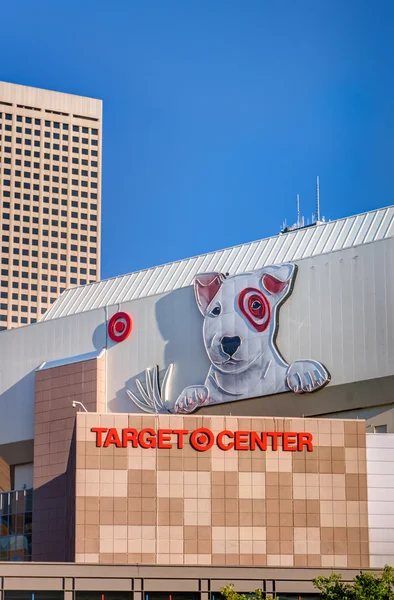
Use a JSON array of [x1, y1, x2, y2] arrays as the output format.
[[313, 565, 394, 600], [219, 585, 264, 600], [220, 566, 394, 600]]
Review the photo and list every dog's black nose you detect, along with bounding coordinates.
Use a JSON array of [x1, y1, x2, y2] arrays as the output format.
[[221, 335, 241, 357]]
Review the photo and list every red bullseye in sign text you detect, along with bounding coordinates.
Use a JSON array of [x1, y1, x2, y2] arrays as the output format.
[[189, 428, 215, 451]]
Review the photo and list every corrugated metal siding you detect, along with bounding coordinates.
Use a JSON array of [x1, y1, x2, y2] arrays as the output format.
[[42, 205, 394, 321]]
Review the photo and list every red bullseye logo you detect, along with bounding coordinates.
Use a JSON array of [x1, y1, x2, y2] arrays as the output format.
[[108, 312, 132, 342]]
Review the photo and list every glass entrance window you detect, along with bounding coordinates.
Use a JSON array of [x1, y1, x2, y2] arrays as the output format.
[[276, 595, 321, 599], [76, 593, 132, 600], [0, 488, 33, 561], [145, 595, 200, 600], [5, 593, 63, 600], [212, 594, 319, 600], [211, 595, 255, 600]]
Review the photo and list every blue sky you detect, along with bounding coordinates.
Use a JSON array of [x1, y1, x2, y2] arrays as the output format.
[[1, 0, 393, 279]]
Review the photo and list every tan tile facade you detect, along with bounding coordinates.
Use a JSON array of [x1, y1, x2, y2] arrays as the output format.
[[0, 456, 10, 492], [75, 414, 369, 569], [0, 81, 102, 330], [33, 353, 106, 561]]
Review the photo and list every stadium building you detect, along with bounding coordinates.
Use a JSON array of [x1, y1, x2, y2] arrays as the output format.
[[1, 205, 394, 599]]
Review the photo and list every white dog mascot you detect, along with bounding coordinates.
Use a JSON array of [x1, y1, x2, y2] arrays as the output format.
[[128, 263, 330, 414]]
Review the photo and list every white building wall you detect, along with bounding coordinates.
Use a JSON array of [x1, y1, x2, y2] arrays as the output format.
[[14, 464, 33, 491], [367, 433, 394, 567], [1, 237, 394, 446]]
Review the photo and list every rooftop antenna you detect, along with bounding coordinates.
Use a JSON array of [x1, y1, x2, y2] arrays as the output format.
[[296, 194, 301, 228], [316, 175, 321, 222]]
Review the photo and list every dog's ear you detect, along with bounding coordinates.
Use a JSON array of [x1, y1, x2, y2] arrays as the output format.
[[194, 272, 225, 315], [259, 263, 296, 298]]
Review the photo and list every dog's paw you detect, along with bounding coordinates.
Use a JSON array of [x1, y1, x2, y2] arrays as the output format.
[[286, 360, 330, 394], [173, 386, 210, 414]]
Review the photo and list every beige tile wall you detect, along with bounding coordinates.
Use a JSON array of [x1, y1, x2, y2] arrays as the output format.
[[75, 414, 369, 568]]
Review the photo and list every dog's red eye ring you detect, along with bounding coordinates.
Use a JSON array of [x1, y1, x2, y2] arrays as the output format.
[[238, 288, 271, 332]]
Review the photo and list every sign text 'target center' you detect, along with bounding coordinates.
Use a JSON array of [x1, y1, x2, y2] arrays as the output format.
[[91, 427, 313, 453]]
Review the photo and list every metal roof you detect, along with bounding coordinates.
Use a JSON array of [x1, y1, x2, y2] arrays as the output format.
[[42, 205, 394, 321], [38, 349, 105, 370]]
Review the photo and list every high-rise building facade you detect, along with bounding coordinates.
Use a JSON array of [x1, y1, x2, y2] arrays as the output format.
[[0, 81, 102, 329]]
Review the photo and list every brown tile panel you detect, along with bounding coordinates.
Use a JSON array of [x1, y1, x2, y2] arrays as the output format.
[[73, 414, 368, 568], [0, 456, 10, 492], [32, 353, 106, 561]]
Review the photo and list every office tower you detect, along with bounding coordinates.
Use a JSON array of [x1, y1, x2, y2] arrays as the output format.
[[0, 81, 102, 329]]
